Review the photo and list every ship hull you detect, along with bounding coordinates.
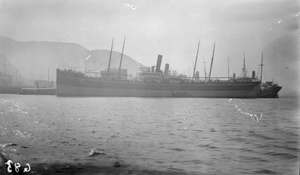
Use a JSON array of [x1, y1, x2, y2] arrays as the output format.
[[0, 87, 21, 94], [56, 69, 260, 98], [253, 82, 282, 98], [259, 86, 282, 98]]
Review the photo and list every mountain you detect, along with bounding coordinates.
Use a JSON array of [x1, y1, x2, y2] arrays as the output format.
[[0, 36, 143, 85], [85, 49, 143, 75]]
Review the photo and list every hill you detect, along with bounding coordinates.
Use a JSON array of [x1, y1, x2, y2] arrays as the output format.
[[84, 49, 143, 75], [0, 36, 143, 85]]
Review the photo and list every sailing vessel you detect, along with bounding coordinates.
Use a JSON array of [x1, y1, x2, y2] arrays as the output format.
[[56, 40, 261, 98], [0, 54, 17, 94], [0, 54, 12, 85]]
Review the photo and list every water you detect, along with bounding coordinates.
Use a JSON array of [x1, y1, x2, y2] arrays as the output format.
[[0, 95, 299, 175]]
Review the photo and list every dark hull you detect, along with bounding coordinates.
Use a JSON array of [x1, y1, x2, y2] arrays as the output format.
[[0, 87, 21, 94], [19, 88, 56, 95], [259, 86, 282, 98], [56, 69, 261, 98]]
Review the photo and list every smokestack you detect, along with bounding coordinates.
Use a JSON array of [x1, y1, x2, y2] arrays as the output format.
[[151, 66, 155, 72], [252, 71, 255, 79], [155, 55, 163, 73], [195, 71, 199, 81], [164, 63, 169, 76]]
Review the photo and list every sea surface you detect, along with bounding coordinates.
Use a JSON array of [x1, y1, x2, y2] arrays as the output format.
[[0, 94, 299, 175]]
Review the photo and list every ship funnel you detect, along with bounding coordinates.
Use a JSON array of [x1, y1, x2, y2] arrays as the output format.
[[151, 66, 155, 72], [164, 63, 169, 75], [252, 71, 255, 79], [195, 71, 199, 81], [155, 55, 163, 73]]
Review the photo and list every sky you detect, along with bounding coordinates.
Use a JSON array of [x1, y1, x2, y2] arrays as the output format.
[[0, 0, 299, 95]]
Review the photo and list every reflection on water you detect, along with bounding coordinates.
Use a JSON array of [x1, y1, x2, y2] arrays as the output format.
[[0, 95, 299, 174], [229, 98, 263, 122]]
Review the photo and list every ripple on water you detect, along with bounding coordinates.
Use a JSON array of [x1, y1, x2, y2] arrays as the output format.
[[264, 151, 298, 160], [248, 131, 276, 140], [168, 147, 186, 152], [253, 169, 278, 174], [197, 144, 218, 150]]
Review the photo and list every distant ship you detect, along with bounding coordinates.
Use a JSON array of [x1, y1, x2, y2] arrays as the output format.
[[0, 54, 18, 94], [255, 53, 282, 98], [0, 73, 14, 93], [56, 40, 261, 98]]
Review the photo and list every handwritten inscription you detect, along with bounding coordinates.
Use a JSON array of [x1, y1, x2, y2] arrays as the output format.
[[5, 160, 31, 173]]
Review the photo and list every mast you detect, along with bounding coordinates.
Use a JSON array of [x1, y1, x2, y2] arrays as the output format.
[[48, 67, 49, 87], [16, 69, 17, 83], [107, 38, 114, 77], [192, 40, 200, 80], [203, 56, 207, 81], [118, 36, 126, 79], [3, 54, 6, 76], [259, 52, 264, 82], [208, 42, 216, 81], [227, 57, 230, 80], [242, 51, 247, 78]]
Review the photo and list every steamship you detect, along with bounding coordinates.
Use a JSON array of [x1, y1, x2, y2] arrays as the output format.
[[56, 40, 261, 98], [0, 54, 20, 94]]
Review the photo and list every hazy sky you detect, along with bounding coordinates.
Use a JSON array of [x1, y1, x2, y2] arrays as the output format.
[[0, 0, 299, 94]]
